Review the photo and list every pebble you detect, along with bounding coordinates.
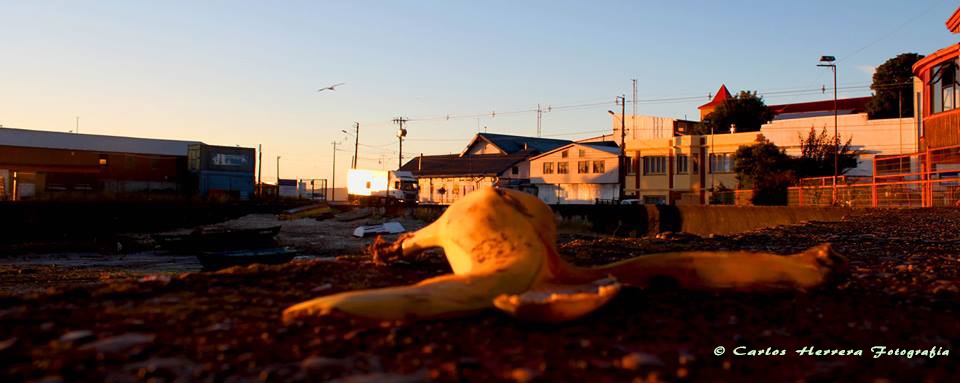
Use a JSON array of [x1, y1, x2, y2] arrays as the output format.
[[138, 275, 172, 283], [621, 352, 663, 370], [79, 333, 155, 355], [329, 371, 428, 383], [59, 330, 95, 345], [0, 337, 17, 352], [655, 231, 672, 239], [125, 357, 197, 377], [510, 367, 538, 383], [301, 356, 349, 375]]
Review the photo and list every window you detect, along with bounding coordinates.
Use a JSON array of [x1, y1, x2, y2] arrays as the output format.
[[557, 162, 569, 174], [945, 86, 956, 111], [592, 160, 605, 173], [643, 156, 666, 175], [930, 61, 958, 114], [578, 149, 586, 158], [542, 162, 554, 174], [629, 156, 638, 175], [692, 155, 700, 173], [676, 154, 689, 174], [561, 150, 569, 158], [577, 161, 590, 174], [710, 153, 735, 173]]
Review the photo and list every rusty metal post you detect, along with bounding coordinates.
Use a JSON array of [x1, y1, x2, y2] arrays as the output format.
[[872, 156, 878, 208], [798, 184, 803, 207]]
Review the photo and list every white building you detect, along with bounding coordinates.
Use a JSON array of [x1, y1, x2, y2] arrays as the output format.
[[610, 115, 700, 141], [760, 113, 917, 176], [528, 141, 622, 204]]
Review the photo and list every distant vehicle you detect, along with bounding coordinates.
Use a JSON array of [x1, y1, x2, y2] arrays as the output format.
[[347, 169, 418, 204], [620, 199, 641, 205]]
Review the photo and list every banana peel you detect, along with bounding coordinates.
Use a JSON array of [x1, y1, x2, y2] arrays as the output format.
[[283, 187, 847, 324]]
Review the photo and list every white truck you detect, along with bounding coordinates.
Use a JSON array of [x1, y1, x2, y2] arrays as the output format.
[[346, 169, 418, 204]]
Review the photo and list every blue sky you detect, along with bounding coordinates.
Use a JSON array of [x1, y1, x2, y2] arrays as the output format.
[[1, 0, 957, 182]]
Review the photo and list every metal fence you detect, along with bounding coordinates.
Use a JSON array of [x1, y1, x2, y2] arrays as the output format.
[[788, 145, 960, 208]]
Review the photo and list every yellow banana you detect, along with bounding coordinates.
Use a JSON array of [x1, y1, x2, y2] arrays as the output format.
[[283, 187, 846, 324]]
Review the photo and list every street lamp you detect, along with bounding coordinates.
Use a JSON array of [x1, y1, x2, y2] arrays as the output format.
[[341, 130, 351, 169], [817, 55, 839, 205]]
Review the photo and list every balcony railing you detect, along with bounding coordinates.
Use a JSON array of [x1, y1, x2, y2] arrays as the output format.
[[924, 109, 960, 149]]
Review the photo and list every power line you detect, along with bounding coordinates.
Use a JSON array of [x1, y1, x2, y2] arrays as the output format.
[[344, 80, 914, 157], [838, 0, 948, 63], [397, 81, 910, 128]]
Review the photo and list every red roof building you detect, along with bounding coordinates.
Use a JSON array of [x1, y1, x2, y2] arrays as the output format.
[[767, 96, 872, 120], [912, 6, 960, 150], [698, 84, 732, 120]]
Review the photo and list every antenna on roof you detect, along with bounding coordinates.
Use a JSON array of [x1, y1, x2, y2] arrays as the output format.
[[75, 116, 79, 134]]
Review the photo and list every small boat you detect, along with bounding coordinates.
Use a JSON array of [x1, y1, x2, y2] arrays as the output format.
[[278, 203, 334, 220], [196, 247, 298, 270], [153, 226, 281, 252]]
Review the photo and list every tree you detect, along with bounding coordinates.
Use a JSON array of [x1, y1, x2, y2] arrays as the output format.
[[734, 140, 794, 205], [702, 91, 775, 133], [867, 53, 923, 119], [793, 128, 858, 179]]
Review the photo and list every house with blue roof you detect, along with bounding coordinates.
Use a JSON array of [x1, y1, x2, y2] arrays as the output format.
[[399, 132, 571, 204]]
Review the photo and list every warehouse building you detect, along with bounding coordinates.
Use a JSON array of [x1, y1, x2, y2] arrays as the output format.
[[0, 127, 254, 201]]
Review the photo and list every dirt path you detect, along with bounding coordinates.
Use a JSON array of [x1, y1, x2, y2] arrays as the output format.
[[0, 213, 426, 295]]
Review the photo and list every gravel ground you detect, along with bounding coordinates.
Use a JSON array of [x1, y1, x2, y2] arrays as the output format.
[[1, 209, 959, 382]]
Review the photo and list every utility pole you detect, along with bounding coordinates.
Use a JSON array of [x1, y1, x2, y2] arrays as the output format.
[[710, 124, 716, 198], [331, 141, 338, 201], [352, 122, 359, 169], [898, 90, 903, 155], [257, 144, 262, 196], [536, 104, 543, 137], [393, 117, 408, 169], [276, 155, 281, 200], [75, 116, 79, 134], [617, 95, 626, 201], [632, 79, 637, 127]]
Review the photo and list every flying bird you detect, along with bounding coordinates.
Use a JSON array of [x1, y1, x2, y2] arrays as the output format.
[[317, 83, 345, 92]]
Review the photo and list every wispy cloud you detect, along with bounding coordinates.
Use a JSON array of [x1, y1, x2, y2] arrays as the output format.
[[857, 65, 876, 76]]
